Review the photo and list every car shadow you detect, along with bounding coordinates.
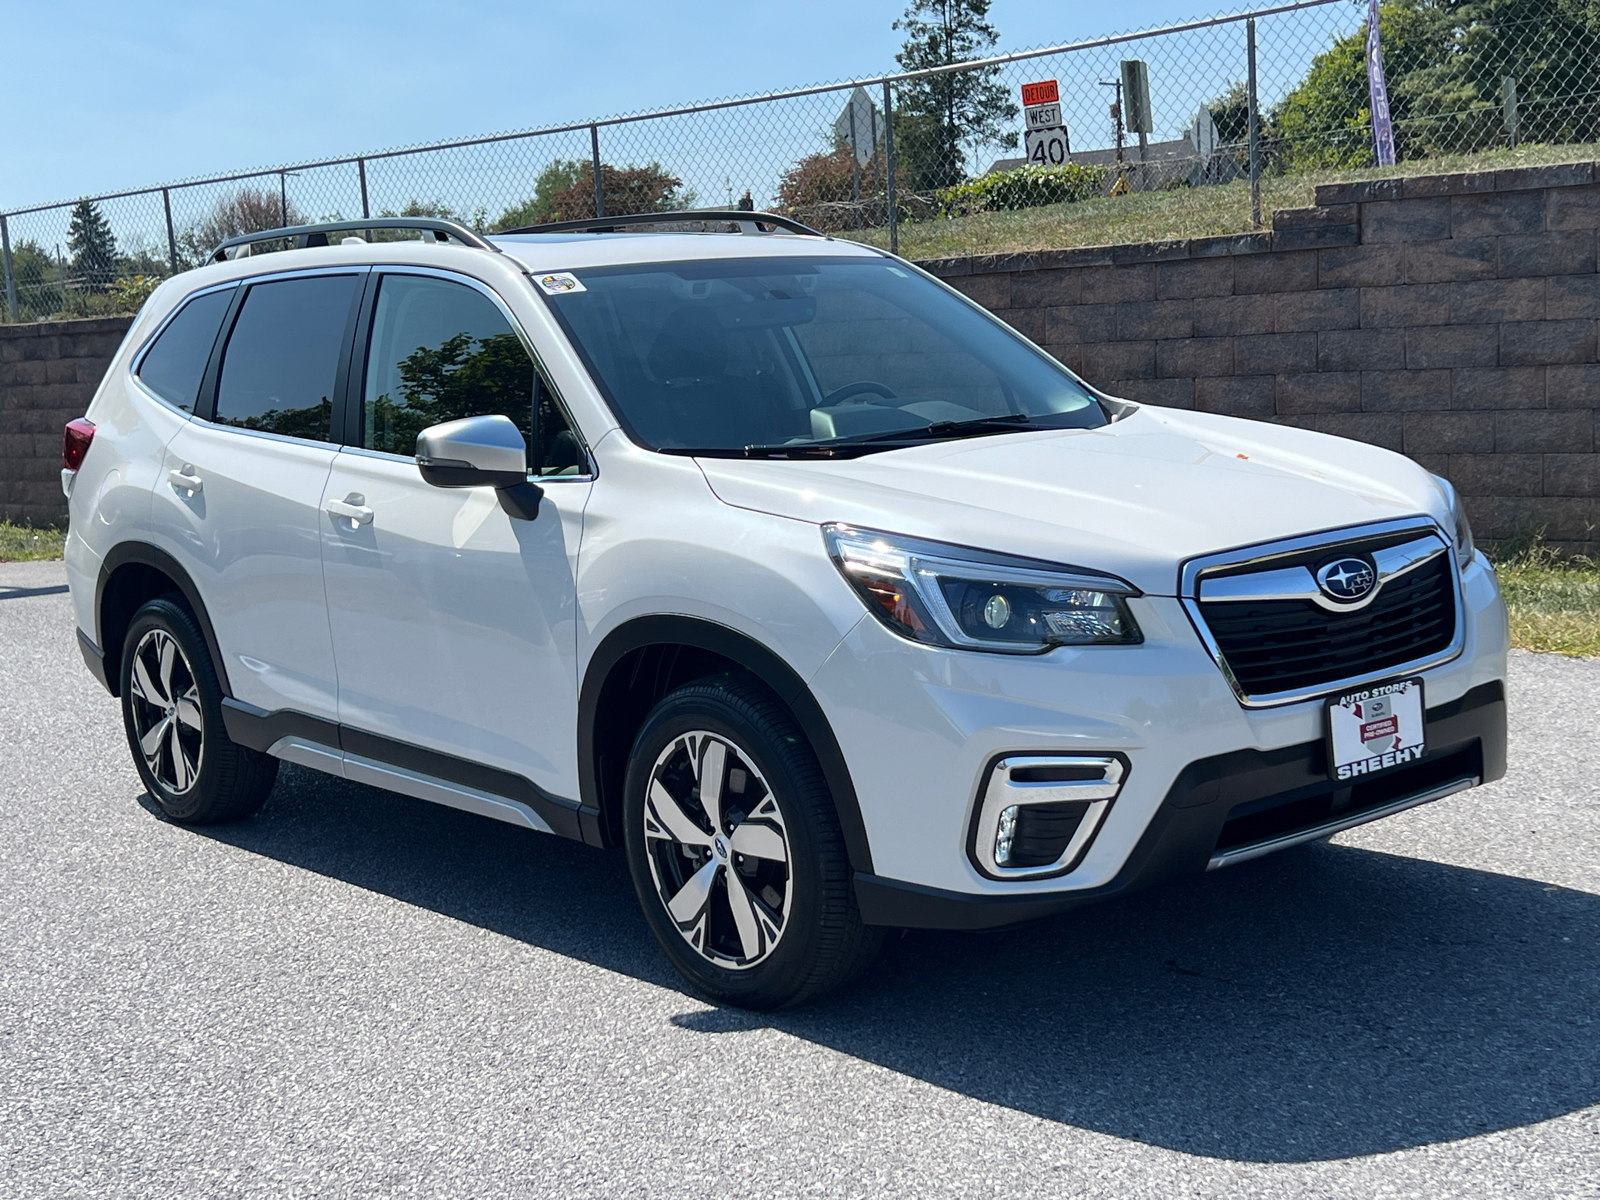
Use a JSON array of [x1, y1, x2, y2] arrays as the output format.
[[173, 764, 1600, 1164]]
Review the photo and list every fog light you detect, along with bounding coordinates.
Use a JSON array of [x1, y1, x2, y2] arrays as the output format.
[[982, 593, 1011, 629], [994, 804, 1018, 865]]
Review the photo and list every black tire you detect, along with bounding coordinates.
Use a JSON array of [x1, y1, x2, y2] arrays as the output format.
[[119, 597, 277, 824], [623, 676, 882, 1010]]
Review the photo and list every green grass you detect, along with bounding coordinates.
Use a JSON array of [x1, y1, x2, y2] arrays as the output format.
[[0, 522, 66, 562], [844, 142, 1600, 260], [1492, 544, 1600, 658]]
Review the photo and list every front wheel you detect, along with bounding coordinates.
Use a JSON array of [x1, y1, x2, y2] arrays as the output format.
[[622, 677, 881, 1009]]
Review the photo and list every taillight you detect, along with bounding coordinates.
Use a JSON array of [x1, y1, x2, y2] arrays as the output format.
[[63, 418, 96, 472]]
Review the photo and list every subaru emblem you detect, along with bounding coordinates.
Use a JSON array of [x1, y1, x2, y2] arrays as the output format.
[[1316, 556, 1377, 603]]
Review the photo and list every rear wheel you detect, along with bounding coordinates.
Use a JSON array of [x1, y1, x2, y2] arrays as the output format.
[[120, 598, 277, 824], [623, 677, 881, 1009]]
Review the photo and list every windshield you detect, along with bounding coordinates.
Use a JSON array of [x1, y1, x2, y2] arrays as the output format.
[[539, 255, 1106, 455]]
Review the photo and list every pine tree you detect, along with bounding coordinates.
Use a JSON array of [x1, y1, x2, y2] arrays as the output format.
[[892, 0, 1018, 192], [67, 200, 117, 292]]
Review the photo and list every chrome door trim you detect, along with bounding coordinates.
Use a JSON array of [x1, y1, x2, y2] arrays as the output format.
[[263, 735, 556, 835]]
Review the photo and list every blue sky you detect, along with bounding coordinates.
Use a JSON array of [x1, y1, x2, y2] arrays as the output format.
[[3, 0, 1229, 211]]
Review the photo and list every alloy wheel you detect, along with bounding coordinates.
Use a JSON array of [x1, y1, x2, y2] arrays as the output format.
[[127, 628, 204, 794], [642, 731, 792, 969]]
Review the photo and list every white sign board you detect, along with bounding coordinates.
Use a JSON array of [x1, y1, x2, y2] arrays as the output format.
[[1192, 106, 1218, 165], [1024, 126, 1071, 167], [1024, 102, 1061, 131], [834, 88, 881, 168]]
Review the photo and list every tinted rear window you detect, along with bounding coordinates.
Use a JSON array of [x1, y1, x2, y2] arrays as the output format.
[[136, 288, 233, 413], [215, 274, 360, 441]]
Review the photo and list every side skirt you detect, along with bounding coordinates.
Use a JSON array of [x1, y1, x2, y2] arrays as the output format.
[[223, 699, 581, 840]]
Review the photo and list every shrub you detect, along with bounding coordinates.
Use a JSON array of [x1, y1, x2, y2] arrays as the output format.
[[776, 142, 905, 232], [509, 162, 690, 225], [935, 162, 1109, 217], [108, 275, 161, 313]]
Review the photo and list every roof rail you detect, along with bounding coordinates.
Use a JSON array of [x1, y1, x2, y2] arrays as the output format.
[[209, 217, 496, 263], [495, 209, 823, 237]]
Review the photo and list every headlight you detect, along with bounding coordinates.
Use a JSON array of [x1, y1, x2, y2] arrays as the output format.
[[823, 524, 1142, 653], [1429, 474, 1475, 570]]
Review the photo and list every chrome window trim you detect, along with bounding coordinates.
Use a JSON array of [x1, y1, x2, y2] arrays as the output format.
[[337, 442, 595, 484], [127, 278, 241, 417], [143, 266, 371, 448], [362, 264, 596, 480], [1179, 515, 1465, 709]]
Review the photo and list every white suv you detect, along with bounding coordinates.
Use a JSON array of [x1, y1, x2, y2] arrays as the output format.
[[63, 213, 1508, 1008]]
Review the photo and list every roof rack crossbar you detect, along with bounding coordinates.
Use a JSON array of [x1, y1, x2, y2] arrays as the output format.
[[210, 217, 496, 263], [494, 209, 823, 238]]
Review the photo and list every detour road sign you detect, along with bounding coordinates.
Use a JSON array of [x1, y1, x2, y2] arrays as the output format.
[[1020, 80, 1059, 108]]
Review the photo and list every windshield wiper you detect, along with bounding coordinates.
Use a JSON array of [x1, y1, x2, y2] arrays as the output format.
[[743, 413, 1035, 458]]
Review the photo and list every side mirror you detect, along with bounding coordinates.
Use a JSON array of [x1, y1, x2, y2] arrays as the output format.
[[416, 414, 543, 520]]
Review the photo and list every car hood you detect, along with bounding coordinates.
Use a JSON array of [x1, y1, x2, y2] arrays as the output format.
[[695, 406, 1449, 596]]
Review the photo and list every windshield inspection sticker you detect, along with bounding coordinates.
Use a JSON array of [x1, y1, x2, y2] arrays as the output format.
[[535, 272, 586, 295]]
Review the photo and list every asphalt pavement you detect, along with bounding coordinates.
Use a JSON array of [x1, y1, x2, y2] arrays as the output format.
[[2, 559, 1597, 1199]]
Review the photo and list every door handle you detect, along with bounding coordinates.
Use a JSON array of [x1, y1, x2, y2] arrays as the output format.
[[326, 493, 374, 529], [168, 465, 203, 495]]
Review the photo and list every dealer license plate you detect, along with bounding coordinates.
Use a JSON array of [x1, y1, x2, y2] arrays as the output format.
[[1326, 678, 1426, 782]]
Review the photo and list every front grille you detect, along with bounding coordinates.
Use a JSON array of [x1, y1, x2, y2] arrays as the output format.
[[1199, 549, 1456, 697]]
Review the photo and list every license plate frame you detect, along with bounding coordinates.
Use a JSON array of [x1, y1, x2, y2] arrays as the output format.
[[1325, 677, 1426, 782]]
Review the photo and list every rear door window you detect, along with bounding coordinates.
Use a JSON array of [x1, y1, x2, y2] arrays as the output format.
[[361, 273, 582, 475], [136, 287, 234, 413], [214, 274, 361, 441]]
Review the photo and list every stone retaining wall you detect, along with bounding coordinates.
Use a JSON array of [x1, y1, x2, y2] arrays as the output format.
[[0, 317, 133, 526], [927, 162, 1600, 553], [4, 169, 1597, 548]]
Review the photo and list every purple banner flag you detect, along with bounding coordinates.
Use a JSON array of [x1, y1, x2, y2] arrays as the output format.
[[1366, 0, 1397, 165]]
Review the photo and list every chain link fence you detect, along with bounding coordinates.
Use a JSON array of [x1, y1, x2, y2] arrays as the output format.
[[6, 0, 1600, 322]]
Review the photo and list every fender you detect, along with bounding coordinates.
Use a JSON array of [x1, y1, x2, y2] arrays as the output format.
[[95, 541, 233, 698], [579, 615, 874, 875]]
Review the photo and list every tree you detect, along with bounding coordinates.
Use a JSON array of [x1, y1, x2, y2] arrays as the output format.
[[541, 163, 691, 223], [68, 201, 117, 292], [776, 140, 903, 230], [892, 0, 1017, 192], [372, 198, 490, 239], [1273, 0, 1600, 170], [1204, 81, 1253, 148], [496, 160, 591, 228], [7, 239, 62, 319], [177, 187, 306, 265]]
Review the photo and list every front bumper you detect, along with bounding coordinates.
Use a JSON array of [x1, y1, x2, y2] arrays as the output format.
[[809, 553, 1508, 924], [854, 679, 1505, 929]]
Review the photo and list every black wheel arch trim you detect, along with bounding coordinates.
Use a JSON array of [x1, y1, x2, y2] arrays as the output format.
[[78, 629, 111, 693], [219, 697, 586, 841], [95, 541, 233, 698], [579, 615, 874, 874]]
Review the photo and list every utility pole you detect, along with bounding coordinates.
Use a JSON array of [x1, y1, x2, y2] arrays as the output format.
[[1099, 79, 1129, 195], [1248, 18, 1261, 227]]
